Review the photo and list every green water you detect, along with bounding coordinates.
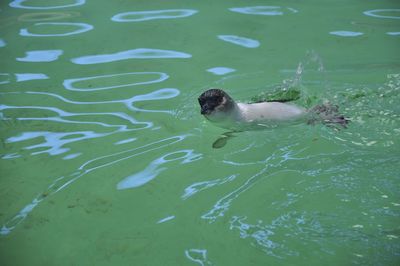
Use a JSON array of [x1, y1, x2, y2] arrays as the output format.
[[1, 0, 400, 265]]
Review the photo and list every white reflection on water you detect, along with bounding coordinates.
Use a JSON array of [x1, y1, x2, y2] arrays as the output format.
[[71, 48, 191, 65], [206, 67, 236, 76], [0, 103, 150, 131], [386, 32, 400, 36], [10, 0, 86, 10], [184, 249, 211, 266], [29, 87, 180, 114], [202, 146, 306, 222], [229, 6, 297, 16], [0, 73, 10, 84], [63, 72, 169, 91], [62, 152, 81, 160], [217, 35, 260, 48], [20, 22, 94, 37], [157, 215, 175, 224], [17, 11, 80, 22], [329, 31, 364, 37], [7, 131, 108, 156], [117, 149, 202, 189], [114, 138, 137, 145], [1, 135, 188, 235], [182, 174, 237, 200], [363, 9, 400, 19], [2, 153, 21, 159], [15, 73, 49, 82], [126, 88, 180, 114], [17, 49, 63, 62], [0, 39, 5, 47], [201, 166, 271, 222], [229, 215, 303, 258], [112, 9, 198, 22]]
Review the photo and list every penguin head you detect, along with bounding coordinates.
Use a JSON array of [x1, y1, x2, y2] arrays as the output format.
[[198, 88, 235, 116]]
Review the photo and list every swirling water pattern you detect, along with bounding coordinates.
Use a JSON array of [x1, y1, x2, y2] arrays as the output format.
[[0, 1, 399, 265]]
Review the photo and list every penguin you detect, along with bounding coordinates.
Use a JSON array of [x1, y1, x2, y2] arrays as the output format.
[[198, 88, 349, 147]]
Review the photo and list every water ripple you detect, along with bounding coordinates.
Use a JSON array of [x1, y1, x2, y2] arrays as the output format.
[[329, 31, 364, 37], [18, 11, 81, 22], [20, 22, 93, 37], [7, 131, 108, 156], [117, 149, 202, 189], [15, 73, 49, 82], [63, 72, 169, 91], [10, 0, 86, 10], [17, 49, 63, 62], [206, 67, 236, 76], [182, 174, 237, 200], [28, 87, 180, 114], [202, 146, 307, 222], [157, 215, 175, 224], [229, 6, 297, 16], [71, 48, 192, 65], [1, 135, 188, 235], [218, 35, 260, 48], [363, 9, 400, 19], [0, 103, 150, 131], [184, 249, 211, 266], [112, 9, 198, 22]]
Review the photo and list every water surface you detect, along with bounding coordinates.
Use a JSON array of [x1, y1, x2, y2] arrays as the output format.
[[0, 0, 399, 265]]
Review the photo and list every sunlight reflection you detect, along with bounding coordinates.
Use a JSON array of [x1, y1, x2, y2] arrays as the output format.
[[329, 31, 364, 37], [63, 72, 169, 91], [206, 67, 236, 76], [7, 131, 108, 156], [363, 9, 400, 19], [17, 49, 63, 62], [117, 149, 202, 189], [15, 73, 49, 82], [182, 174, 237, 200], [229, 6, 298, 16], [10, 0, 86, 10], [184, 249, 211, 266], [217, 35, 260, 48], [71, 48, 191, 65], [157, 215, 175, 224], [0, 103, 150, 131], [112, 9, 198, 22], [20, 22, 93, 37], [1, 135, 188, 235], [28, 87, 180, 114]]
